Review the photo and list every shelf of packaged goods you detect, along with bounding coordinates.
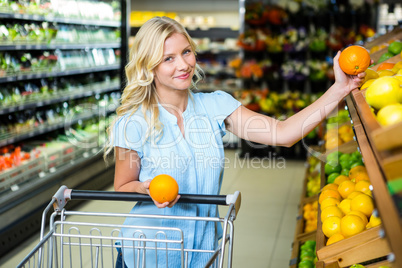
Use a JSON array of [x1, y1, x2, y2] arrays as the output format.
[[0, 107, 116, 148], [0, 64, 120, 83], [0, 82, 120, 115], [346, 95, 402, 268], [0, 12, 121, 27], [315, 132, 394, 267], [0, 43, 121, 51]]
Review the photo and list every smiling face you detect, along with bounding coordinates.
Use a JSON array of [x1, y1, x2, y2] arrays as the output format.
[[153, 33, 196, 93]]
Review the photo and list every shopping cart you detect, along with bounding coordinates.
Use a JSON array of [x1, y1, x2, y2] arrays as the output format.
[[17, 185, 241, 268]]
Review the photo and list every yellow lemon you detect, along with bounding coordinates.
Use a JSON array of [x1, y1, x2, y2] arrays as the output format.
[[355, 180, 372, 196], [350, 193, 375, 217], [341, 214, 365, 238], [348, 210, 369, 226], [377, 103, 402, 127], [360, 79, 376, 90], [334, 175, 350, 186], [322, 183, 340, 192], [363, 68, 379, 83], [338, 180, 356, 199], [321, 197, 341, 211], [366, 76, 402, 110], [377, 70, 396, 77], [368, 214, 382, 228], [394, 75, 402, 83], [319, 189, 342, 204], [322, 216, 342, 238], [348, 191, 364, 200], [326, 233, 345, 246], [338, 199, 351, 214], [321, 205, 344, 222]]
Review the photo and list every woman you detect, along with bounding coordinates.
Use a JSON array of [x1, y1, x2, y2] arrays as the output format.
[[105, 16, 364, 267]]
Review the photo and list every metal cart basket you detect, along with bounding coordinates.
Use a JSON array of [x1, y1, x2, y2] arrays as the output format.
[[18, 185, 241, 268]]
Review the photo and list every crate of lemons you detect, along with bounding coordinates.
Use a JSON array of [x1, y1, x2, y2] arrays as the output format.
[[360, 57, 402, 128], [320, 151, 381, 246]]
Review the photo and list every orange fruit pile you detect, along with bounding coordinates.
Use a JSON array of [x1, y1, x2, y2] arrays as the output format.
[[303, 201, 318, 233], [149, 174, 179, 203]]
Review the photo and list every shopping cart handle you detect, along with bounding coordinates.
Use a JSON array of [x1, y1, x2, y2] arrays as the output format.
[[70, 189, 230, 205], [52, 186, 241, 211]]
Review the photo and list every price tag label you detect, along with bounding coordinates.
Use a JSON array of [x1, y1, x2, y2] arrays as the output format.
[[83, 152, 89, 158], [39, 171, 46, 178], [49, 167, 56, 173], [11, 184, 20, 191], [91, 148, 97, 154]]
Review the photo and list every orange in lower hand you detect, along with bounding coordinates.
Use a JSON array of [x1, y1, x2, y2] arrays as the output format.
[[149, 174, 179, 203]]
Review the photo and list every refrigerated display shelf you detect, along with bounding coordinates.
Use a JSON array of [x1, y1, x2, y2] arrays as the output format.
[[0, 82, 120, 115], [0, 12, 121, 27], [0, 64, 120, 83], [0, 43, 121, 51], [0, 107, 115, 148]]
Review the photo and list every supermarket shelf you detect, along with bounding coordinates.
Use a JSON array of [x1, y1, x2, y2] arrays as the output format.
[[0, 12, 121, 27], [0, 82, 120, 115], [0, 64, 120, 83], [131, 26, 239, 39], [346, 95, 402, 268], [0, 107, 116, 148], [0, 150, 115, 257], [0, 43, 121, 51]]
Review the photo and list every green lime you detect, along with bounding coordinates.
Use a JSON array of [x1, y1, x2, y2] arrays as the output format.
[[339, 153, 351, 162], [325, 161, 342, 175], [349, 264, 366, 268], [303, 240, 316, 249], [326, 151, 343, 162], [341, 168, 350, 176], [340, 159, 354, 169], [298, 260, 314, 268], [378, 52, 395, 63], [350, 161, 364, 169], [300, 250, 315, 261], [327, 172, 340, 184], [388, 41, 402, 55]]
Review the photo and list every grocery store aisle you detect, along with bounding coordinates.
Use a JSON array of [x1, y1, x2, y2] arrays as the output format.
[[0, 149, 305, 268]]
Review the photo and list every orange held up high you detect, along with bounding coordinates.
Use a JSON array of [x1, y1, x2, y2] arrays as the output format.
[[339, 45, 371, 75]]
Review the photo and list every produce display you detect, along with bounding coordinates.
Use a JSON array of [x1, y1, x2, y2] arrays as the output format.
[[324, 110, 354, 150], [0, 118, 109, 193], [0, 0, 121, 22], [303, 200, 318, 233], [305, 155, 321, 197], [0, 48, 120, 76], [297, 240, 317, 268], [0, 72, 119, 107], [361, 56, 402, 127], [321, 150, 382, 241], [0, 21, 120, 45]]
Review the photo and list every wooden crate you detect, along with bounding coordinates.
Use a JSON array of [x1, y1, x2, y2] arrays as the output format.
[[346, 96, 402, 268], [364, 27, 402, 50], [316, 225, 391, 267], [349, 88, 402, 181], [289, 231, 317, 268]]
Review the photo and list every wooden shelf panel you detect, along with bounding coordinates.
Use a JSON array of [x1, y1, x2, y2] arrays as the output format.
[[346, 95, 402, 268]]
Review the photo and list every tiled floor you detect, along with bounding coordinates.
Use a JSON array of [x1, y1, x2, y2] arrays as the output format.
[[0, 149, 305, 268]]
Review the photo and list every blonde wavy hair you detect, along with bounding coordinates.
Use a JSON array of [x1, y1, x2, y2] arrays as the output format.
[[104, 16, 204, 160]]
